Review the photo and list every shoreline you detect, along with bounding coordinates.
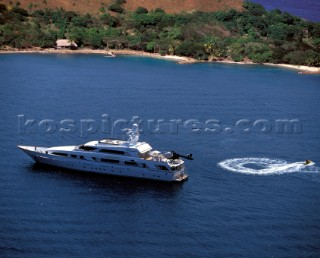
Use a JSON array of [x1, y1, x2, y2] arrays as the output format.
[[263, 63, 320, 74], [0, 48, 197, 64], [1, 48, 319, 74]]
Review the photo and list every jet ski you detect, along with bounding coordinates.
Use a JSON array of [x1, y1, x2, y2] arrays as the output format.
[[303, 160, 315, 166]]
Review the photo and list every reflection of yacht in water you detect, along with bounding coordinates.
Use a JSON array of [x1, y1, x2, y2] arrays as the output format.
[[18, 124, 192, 182]]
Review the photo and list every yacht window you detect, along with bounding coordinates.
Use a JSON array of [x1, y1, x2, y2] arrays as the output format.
[[52, 152, 68, 157], [80, 156, 84, 159], [125, 161, 138, 166], [171, 165, 183, 171], [99, 149, 124, 155], [157, 165, 169, 171], [101, 158, 119, 164], [71, 154, 77, 158], [78, 145, 97, 151]]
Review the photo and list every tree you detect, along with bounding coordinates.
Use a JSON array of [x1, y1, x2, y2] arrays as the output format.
[[146, 41, 156, 52], [133, 13, 164, 27], [176, 41, 207, 60], [268, 23, 290, 41], [244, 42, 272, 63], [127, 33, 142, 50], [160, 26, 182, 40], [135, 7, 148, 15], [229, 39, 246, 62], [304, 50, 320, 66], [82, 28, 104, 48], [203, 36, 226, 59], [312, 38, 320, 51], [283, 50, 320, 66], [243, 1, 266, 16], [102, 27, 122, 49], [72, 14, 94, 27], [282, 51, 307, 65], [100, 13, 118, 27], [67, 27, 85, 46], [108, 3, 124, 13], [12, 6, 29, 17]]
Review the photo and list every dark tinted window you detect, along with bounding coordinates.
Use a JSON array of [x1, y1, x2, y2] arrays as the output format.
[[99, 149, 124, 155], [101, 158, 119, 164], [71, 154, 77, 158], [78, 145, 96, 151], [158, 165, 169, 171], [171, 165, 183, 171], [52, 152, 68, 157], [125, 161, 138, 166]]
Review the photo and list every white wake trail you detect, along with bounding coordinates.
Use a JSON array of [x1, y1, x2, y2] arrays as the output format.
[[218, 158, 318, 175]]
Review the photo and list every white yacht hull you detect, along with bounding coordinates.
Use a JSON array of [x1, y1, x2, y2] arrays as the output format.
[[18, 146, 188, 182]]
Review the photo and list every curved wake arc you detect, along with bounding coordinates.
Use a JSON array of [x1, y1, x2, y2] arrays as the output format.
[[218, 158, 318, 175]]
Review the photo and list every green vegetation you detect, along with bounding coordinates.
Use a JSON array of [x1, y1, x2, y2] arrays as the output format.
[[108, 0, 126, 13], [135, 7, 148, 15], [0, 1, 319, 66]]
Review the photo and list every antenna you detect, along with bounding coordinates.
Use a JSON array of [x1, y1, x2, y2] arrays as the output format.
[[124, 123, 140, 146]]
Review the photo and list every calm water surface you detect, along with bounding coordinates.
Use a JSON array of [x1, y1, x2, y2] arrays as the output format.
[[252, 0, 320, 21], [0, 54, 320, 257]]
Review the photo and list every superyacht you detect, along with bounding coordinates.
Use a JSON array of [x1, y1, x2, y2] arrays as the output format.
[[18, 124, 192, 182]]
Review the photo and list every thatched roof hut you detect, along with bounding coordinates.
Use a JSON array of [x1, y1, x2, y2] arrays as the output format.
[[56, 39, 78, 49]]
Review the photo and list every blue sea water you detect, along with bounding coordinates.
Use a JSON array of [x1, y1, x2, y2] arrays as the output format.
[[0, 54, 320, 257], [251, 0, 320, 22]]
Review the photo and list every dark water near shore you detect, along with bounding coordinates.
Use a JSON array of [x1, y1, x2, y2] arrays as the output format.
[[252, 0, 320, 22], [1, 54, 320, 257]]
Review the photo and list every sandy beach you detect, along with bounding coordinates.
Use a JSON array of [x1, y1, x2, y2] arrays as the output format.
[[263, 63, 320, 75], [0, 47, 197, 64], [1, 47, 319, 73], [216, 59, 320, 74]]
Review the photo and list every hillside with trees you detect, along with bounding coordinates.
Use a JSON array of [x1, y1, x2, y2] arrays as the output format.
[[0, 0, 244, 14], [0, 1, 319, 66]]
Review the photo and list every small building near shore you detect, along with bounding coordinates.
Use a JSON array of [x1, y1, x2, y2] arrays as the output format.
[[55, 39, 78, 49]]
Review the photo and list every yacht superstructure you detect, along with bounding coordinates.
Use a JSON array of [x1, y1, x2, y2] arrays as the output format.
[[18, 124, 191, 182]]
